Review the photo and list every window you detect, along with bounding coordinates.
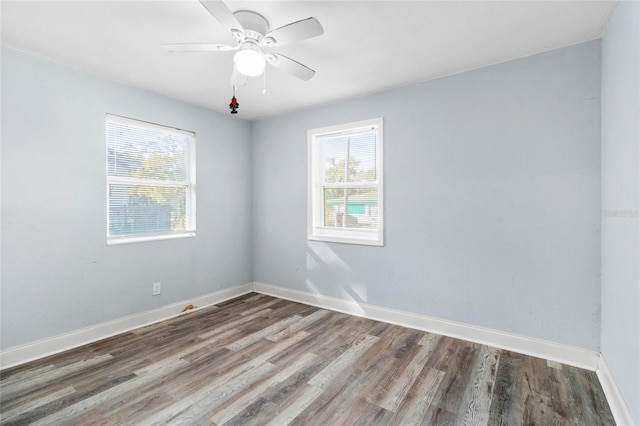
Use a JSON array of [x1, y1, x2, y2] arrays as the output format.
[[106, 114, 196, 245], [308, 118, 383, 246]]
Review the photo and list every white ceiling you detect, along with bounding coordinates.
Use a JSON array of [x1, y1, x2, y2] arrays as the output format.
[[1, 0, 617, 121]]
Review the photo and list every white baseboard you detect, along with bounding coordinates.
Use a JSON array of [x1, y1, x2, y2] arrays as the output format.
[[253, 281, 601, 370], [597, 355, 637, 426], [0, 283, 253, 370]]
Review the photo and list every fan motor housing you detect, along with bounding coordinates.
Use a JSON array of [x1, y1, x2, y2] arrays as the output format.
[[234, 10, 269, 35]]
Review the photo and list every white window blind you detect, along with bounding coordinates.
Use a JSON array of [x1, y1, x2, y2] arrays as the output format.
[[308, 118, 383, 246], [106, 114, 196, 244]]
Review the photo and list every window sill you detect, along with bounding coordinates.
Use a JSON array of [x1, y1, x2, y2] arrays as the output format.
[[107, 232, 196, 246], [308, 228, 383, 247]]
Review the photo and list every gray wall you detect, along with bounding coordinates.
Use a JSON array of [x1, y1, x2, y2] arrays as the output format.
[[253, 41, 602, 350], [601, 1, 640, 422], [0, 39, 610, 359], [1, 48, 253, 350]]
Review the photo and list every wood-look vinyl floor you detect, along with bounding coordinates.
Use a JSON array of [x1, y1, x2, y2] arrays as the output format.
[[0, 293, 615, 425]]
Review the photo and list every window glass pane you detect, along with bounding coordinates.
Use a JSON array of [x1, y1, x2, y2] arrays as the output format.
[[348, 132, 377, 182], [322, 132, 377, 184], [108, 184, 187, 236], [322, 136, 348, 183], [323, 187, 379, 230], [107, 120, 188, 181]]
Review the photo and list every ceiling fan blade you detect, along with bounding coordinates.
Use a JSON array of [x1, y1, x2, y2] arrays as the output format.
[[162, 43, 238, 52], [199, 0, 243, 32], [231, 66, 248, 87], [266, 53, 315, 81], [265, 17, 324, 46]]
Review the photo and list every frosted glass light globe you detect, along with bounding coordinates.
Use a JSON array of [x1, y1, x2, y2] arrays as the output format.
[[234, 49, 265, 77]]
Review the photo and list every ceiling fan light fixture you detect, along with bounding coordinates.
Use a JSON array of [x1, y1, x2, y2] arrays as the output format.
[[234, 45, 265, 77]]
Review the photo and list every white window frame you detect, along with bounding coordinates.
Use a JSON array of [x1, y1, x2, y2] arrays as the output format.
[[308, 118, 384, 246], [106, 114, 196, 245]]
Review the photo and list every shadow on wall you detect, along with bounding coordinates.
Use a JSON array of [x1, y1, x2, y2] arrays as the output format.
[[305, 241, 367, 315]]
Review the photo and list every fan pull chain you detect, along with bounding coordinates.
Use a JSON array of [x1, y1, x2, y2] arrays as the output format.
[[263, 67, 267, 94]]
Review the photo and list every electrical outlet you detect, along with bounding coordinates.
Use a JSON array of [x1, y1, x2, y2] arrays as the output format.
[[152, 282, 161, 296]]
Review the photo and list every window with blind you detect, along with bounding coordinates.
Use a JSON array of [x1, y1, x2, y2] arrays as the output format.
[[308, 118, 383, 246], [106, 114, 196, 245]]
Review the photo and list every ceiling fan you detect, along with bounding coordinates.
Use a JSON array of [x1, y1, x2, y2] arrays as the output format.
[[163, 0, 324, 87]]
